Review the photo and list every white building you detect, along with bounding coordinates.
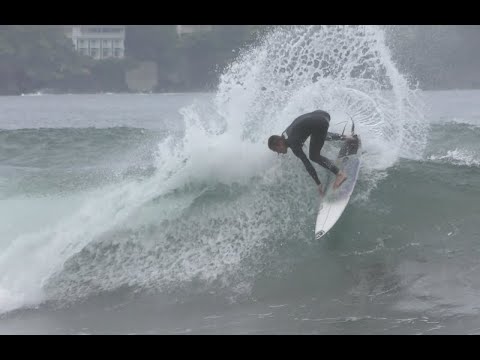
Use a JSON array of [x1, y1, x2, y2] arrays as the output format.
[[68, 25, 125, 60]]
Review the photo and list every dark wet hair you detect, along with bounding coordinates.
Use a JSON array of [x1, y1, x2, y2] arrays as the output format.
[[268, 135, 284, 150]]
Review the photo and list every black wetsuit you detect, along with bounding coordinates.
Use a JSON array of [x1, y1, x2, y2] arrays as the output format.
[[283, 110, 342, 185]]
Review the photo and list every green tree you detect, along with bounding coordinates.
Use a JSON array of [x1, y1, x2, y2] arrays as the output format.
[[0, 25, 91, 94]]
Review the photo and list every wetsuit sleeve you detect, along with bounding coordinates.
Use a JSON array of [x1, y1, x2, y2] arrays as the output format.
[[326, 132, 343, 141], [290, 144, 321, 185]]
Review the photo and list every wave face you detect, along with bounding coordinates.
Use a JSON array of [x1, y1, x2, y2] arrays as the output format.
[[0, 25, 431, 315]]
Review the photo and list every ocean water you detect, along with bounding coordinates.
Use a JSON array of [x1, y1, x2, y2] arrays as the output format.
[[0, 25, 479, 334]]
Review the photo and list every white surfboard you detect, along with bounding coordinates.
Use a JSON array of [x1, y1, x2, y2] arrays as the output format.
[[315, 136, 361, 239]]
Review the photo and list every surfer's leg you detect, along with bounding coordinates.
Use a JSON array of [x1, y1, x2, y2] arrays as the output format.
[[309, 131, 339, 175], [310, 129, 348, 189]]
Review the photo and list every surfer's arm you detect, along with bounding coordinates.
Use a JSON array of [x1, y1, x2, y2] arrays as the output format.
[[291, 145, 321, 185]]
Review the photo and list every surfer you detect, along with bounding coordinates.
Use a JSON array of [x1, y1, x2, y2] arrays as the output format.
[[268, 110, 349, 196]]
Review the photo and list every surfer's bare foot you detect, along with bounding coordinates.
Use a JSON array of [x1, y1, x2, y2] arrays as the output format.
[[318, 184, 325, 197], [333, 171, 347, 189]]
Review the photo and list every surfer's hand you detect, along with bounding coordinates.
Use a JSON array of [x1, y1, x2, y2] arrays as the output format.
[[318, 184, 325, 197]]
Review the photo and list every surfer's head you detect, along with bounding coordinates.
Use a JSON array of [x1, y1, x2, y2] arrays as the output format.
[[268, 135, 287, 154]]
